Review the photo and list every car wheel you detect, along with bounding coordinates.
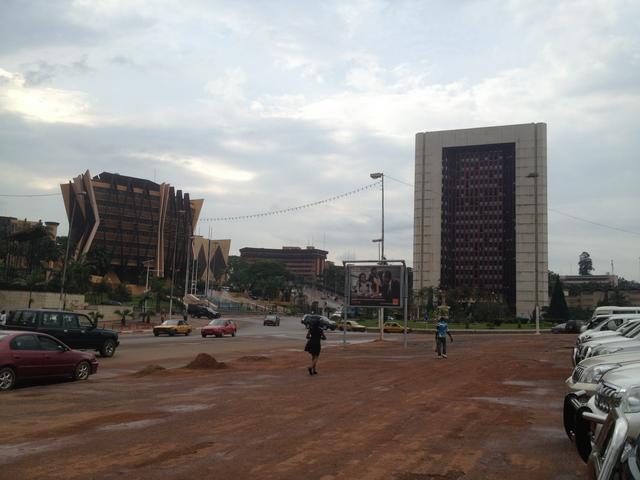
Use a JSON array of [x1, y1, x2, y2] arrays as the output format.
[[100, 339, 117, 358], [216, 334, 222, 338], [0, 367, 16, 391], [154, 331, 159, 337], [186, 330, 191, 336], [169, 330, 176, 336], [201, 333, 207, 338], [74, 361, 91, 381]]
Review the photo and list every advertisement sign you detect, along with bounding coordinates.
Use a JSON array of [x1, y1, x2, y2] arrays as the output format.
[[347, 264, 404, 308]]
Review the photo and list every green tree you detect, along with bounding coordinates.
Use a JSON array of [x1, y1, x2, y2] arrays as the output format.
[[150, 277, 168, 313], [611, 289, 630, 306], [114, 309, 135, 327], [248, 260, 292, 300], [86, 244, 112, 276], [87, 311, 104, 325], [226, 256, 252, 292], [579, 252, 594, 276], [547, 278, 570, 321], [111, 283, 131, 303]]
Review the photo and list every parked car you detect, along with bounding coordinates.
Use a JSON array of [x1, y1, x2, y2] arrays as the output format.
[[187, 304, 220, 319], [153, 319, 192, 336], [577, 363, 640, 477], [301, 314, 337, 331], [263, 314, 280, 326], [574, 321, 640, 364], [551, 320, 585, 334], [563, 351, 640, 444], [337, 320, 367, 332], [201, 319, 237, 338], [3, 309, 119, 357], [0, 331, 99, 391], [383, 322, 411, 334]]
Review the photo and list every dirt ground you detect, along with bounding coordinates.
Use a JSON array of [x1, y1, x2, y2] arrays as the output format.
[[1, 334, 586, 479]]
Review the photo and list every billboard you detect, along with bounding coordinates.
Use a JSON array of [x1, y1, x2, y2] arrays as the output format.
[[347, 264, 404, 308]]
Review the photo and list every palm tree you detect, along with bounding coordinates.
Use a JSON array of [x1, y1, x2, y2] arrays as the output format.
[[114, 309, 135, 327], [87, 311, 104, 327]]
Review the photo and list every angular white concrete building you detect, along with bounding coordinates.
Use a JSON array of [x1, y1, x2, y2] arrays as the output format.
[[413, 123, 548, 318]]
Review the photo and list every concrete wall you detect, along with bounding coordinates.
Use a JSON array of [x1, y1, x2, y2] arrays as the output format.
[[413, 123, 548, 318], [0, 291, 86, 312]]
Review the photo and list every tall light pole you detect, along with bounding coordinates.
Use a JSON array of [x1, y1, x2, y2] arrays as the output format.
[[370, 172, 384, 260], [184, 235, 195, 298], [168, 210, 185, 320], [370, 172, 384, 340], [372, 238, 382, 261], [527, 171, 540, 335], [60, 189, 86, 310], [143, 259, 154, 314]]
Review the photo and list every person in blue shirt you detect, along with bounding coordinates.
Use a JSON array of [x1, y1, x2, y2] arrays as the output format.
[[435, 317, 453, 359]]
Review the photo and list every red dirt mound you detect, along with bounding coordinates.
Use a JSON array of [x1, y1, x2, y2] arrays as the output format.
[[185, 353, 227, 370]]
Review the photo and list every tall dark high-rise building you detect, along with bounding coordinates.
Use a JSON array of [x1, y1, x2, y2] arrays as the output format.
[[413, 124, 548, 317]]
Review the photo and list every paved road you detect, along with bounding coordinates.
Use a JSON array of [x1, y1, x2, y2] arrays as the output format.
[[100, 315, 377, 377]]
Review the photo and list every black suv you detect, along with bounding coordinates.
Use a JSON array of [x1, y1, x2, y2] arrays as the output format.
[[187, 304, 220, 319], [2, 309, 120, 357]]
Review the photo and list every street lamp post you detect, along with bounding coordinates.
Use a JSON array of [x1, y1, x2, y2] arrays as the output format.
[[527, 171, 540, 335], [168, 210, 185, 320], [143, 259, 154, 314], [60, 190, 86, 310], [370, 172, 384, 340], [372, 238, 382, 261], [184, 235, 195, 298]]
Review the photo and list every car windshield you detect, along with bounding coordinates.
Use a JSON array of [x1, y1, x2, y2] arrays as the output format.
[[266, 315, 276, 320], [624, 323, 640, 338], [619, 322, 640, 335], [162, 320, 179, 326], [209, 319, 225, 326]]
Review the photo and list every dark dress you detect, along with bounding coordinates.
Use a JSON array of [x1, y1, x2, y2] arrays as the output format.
[[304, 325, 324, 356]]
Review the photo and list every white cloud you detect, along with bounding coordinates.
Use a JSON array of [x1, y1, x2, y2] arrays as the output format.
[[0, 68, 94, 124]]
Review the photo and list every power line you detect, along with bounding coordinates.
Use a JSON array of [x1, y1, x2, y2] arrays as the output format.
[[385, 175, 414, 188], [0, 193, 61, 197], [199, 181, 381, 222], [549, 208, 640, 237]]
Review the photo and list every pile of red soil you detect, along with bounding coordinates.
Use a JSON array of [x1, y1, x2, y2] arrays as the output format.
[[185, 353, 227, 370]]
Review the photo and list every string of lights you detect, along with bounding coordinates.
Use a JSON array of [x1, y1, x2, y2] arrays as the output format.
[[0, 193, 61, 197], [199, 181, 381, 222]]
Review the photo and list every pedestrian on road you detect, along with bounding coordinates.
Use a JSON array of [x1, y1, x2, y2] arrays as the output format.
[[160, 310, 166, 323], [0, 310, 6, 325], [435, 317, 453, 359], [304, 322, 326, 376]]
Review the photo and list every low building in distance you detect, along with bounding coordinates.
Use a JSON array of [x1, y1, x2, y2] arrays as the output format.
[[560, 275, 619, 289], [60, 171, 203, 284], [239, 246, 328, 279], [413, 123, 548, 318]]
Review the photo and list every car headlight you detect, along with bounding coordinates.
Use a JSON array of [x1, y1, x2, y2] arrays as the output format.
[[583, 364, 621, 383], [622, 386, 640, 413]]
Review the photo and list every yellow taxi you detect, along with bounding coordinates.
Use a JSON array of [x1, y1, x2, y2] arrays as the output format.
[[153, 319, 192, 336], [383, 321, 412, 334]]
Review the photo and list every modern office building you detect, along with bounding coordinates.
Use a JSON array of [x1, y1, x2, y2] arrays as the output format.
[[239, 246, 328, 279], [0, 216, 59, 272], [413, 123, 548, 317], [188, 237, 231, 290], [60, 171, 203, 284]]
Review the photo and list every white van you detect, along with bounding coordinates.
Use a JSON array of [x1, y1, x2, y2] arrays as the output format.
[[591, 305, 640, 320]]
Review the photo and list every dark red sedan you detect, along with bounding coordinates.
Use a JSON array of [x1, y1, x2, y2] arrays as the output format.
[[201, 319, 237, 338], [0, 330, 99, 391]]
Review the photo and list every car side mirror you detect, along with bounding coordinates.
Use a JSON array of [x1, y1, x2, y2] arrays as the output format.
[[57, 344, 67, 352]]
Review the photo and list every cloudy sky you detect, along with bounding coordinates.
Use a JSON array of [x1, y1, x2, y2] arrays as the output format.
[[0, 0, 639, 280]]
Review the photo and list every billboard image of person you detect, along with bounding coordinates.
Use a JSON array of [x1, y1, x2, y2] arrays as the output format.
[[347, 264, 403, 307]]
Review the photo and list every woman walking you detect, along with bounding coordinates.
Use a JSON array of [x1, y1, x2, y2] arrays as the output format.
[[304, 322, 326, 375]]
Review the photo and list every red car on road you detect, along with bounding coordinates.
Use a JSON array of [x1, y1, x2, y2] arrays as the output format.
[[0, 330, 99, 391], [201, 319, 237, 338]]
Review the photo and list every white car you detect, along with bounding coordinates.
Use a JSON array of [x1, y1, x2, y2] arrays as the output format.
[[578, 364, 640, 479], [577, 316, 640, 345], [564, 352, 640, 445], [574, 322, 640, 364]]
